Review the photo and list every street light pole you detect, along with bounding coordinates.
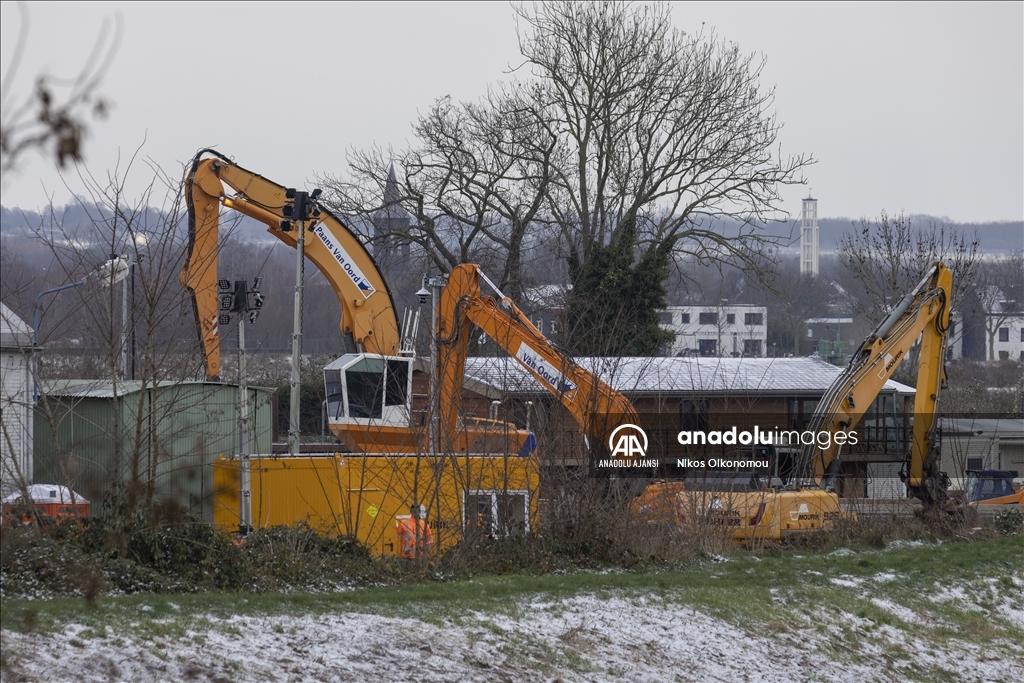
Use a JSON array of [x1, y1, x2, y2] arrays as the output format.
[[31, 254, 130, 400], [119, 253, 131, 380], [33, 280, 87, 402], [284, 188, 320, 458]]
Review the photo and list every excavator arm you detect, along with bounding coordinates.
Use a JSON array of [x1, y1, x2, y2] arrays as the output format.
[[800, 262, 953, 504], [179, 150, 400, 380], [435, 264, 638, 452]]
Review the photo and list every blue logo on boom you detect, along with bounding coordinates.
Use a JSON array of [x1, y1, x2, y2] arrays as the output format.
[[517, 342, 577, 398]]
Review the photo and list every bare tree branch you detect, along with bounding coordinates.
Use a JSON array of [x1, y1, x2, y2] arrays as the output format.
[[0, 3, 121, 177]]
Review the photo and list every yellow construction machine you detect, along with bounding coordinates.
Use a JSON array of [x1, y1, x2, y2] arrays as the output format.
[[635, 262, 956, 541], [180, 150, 636, 553]]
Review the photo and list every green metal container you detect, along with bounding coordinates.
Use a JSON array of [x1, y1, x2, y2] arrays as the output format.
[[34, 380, 273, 522]]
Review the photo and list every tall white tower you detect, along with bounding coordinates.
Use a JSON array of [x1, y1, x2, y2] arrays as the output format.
[[800, 195, 819, 276]]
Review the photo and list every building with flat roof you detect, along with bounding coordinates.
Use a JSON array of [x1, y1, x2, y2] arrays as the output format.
[[940, 418, 1024, 489], [447, 356, 916, 498], [659, 305, 768, 357]]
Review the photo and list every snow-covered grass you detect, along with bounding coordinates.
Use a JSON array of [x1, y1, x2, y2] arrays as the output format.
[[2, 537, 1021, 682]]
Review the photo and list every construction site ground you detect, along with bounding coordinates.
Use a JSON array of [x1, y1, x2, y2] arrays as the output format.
[[1, 537, 1021, 683]]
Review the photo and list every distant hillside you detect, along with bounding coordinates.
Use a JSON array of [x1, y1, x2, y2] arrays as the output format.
[[3, 203, 1020, 254], [1, 203, 270, 242], [707, 215, 1022, 255]]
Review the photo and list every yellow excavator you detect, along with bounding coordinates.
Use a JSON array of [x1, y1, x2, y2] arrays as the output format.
[[180, 150, 636, 457], [635, 262, 957, 540], [180, 149, 400, 379]]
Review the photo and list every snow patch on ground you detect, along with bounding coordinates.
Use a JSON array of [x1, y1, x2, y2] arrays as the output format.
[[869, 597, 921, 624], [930, 583, 972, 603], [4, 588, 1021, 683], [830, 576, 863, 588], [996, 600, 1024, 629], [0, 598, 876, 683]]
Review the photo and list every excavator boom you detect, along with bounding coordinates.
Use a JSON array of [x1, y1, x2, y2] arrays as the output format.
[[179, 149, 399, 380], [435, 264, 638, 451], [801, 262, 953, 504]]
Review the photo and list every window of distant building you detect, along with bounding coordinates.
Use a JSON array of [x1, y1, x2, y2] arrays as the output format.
[[680, 313, 690, 324], [999, 351, 1010, 360], [1020, 328, 1024, 342], [744, 312, 763, 326], [744, 339, 762, 355], [999, 327, 1009, 342], [726, 313, 736, 324], [659, 312, 674, 325], [699, 312, 718, 325]]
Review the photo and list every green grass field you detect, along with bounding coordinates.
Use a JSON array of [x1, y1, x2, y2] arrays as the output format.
[[4, 536, 1021, 644]]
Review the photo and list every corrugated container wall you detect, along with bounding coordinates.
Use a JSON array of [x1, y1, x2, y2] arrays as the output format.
[[33, 381, 273, 521]]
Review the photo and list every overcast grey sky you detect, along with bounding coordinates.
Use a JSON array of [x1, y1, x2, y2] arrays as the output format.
[[2, 1, 1022, 222]]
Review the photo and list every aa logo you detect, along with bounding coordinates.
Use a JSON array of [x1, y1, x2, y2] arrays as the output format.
[[608, 424, 648, 458]]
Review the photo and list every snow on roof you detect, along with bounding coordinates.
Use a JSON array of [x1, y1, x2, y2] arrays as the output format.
[[522, 284, 571, 309], [940, 417, 1024, 438], [463, 355, 915, 397], [2, 484, 89, 505], [0, 301, 34, 349], [39, 379, 277, 399]]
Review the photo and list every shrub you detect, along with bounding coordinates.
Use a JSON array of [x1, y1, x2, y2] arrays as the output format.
[[993, 508, 1024, 536]]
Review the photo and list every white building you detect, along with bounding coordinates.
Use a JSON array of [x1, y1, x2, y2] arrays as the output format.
[[1, 302, 35, 497], [940, 418, 1024, 489], [800, 196, 819, 276], [946, 310, 964, 359], [988, 312, 1024, 362], [659, 305, 768, 357]]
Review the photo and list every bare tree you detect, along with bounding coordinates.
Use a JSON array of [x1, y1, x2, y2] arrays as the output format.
[[323, 88, 556, 302], [0, 4, 120, 177], [975, 250, 1024, 360], [325, 1, 811, 341], [25, 159, 230, 517], [517, 1, 811, 264], [747, 256, 835, 356], [838, 211, 980, 325]]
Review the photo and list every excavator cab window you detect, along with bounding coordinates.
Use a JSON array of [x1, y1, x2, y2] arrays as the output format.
[[346, 357, 385, 419], [965, 470, 1015, 502], [324, 354, 414, 425], [385, 359, 409, 406], [326, 370, 344, 419]]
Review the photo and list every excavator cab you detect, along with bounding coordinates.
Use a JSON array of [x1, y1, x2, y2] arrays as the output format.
[[965, 470, 1022, 505], [324, 354, 413, 425]]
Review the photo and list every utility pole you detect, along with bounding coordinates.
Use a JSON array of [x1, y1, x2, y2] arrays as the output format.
[[284, 189, 321, 457], [417, 275, 447, 454], [238, 297, 251, 536], [219, 277, 264, 537]]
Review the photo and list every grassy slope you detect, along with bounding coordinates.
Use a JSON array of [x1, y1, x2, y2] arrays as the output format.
[[3, 537, 1021, 652]]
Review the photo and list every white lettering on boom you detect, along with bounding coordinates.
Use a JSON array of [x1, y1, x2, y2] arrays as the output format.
[[312, 223, 376, 299]]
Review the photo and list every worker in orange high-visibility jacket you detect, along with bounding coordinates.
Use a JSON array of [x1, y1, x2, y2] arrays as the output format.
[[396, 504, 434, 559]]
